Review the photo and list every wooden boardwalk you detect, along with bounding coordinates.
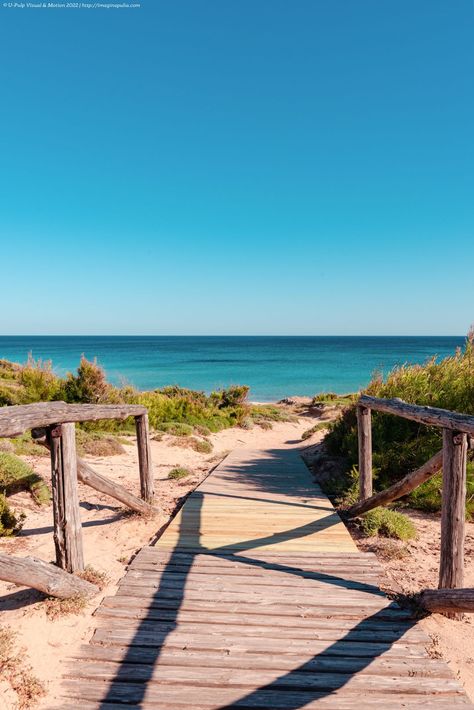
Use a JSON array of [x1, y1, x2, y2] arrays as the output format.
[[59, 448, 473, 708]]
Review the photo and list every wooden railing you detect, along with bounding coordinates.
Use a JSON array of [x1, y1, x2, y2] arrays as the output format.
[[348, 395, 474, 617], [0, 402, 156, 599]]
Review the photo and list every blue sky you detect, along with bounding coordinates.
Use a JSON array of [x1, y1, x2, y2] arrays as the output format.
[[0, 1, 472, 335]]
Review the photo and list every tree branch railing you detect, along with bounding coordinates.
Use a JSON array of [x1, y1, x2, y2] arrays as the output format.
[[348, 394, 474, 618], [0, 402, 157, 598]]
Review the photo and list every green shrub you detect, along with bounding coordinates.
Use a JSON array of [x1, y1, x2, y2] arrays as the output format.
[[191, 438, 213, 454], [240, 416, 254, 430], [9, 434, 49, 458], [75, 430, 125, 457], [158, 422, 194, 437], [168, 467, 192, 480], [63, 356, 111, 404], [360, 508, 416, 541], [0, 452, 50, 505], [210, 385, 249, 408], [0, 494, 24, 536], [194, 424, 211, 437], [17, 355, 62, 404]]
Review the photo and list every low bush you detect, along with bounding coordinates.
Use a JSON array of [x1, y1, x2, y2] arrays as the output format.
[[359, 508, 416, 541], [0, 452, 50, 506], [157, 422, 194, 437], [75, 430, 125, 457], [0, 494, 24, 536], [168, 467, 192, 480]]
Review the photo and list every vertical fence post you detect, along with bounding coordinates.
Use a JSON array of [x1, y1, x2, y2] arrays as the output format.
[[135, 413, 154, 504], [439, 429, 467, 616], [47, 422, 84, 572], [357, 405, 372, 501]]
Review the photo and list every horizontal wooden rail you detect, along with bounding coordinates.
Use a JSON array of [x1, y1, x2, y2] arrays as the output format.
[[0, 553, 98, 599], [359, 395, 474, 436], [0, 402, 146, 438], [420, 588, 474, 614], [345, 449, 443, 519]]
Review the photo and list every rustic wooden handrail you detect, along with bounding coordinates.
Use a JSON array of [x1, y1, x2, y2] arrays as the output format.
[[359, 394, 474, 435], [0, 401, 156, 597], [355, 395, 472, 618], [0, 401, 147, 438]]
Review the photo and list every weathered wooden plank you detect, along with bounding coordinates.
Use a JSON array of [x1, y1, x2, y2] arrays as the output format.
[[357, 405, 373, 499], [62, 660, 464, 693], [59, 680, 470, 708], [49, 423, 84, 572], [420, 588, 474, 614], [135, 412, 154, 503], [0, 401, 146, 438], [101, 594, 411, 619], [359, 395, 474, 435], [73, 643, 445, 672], [439, 429, 467, 609], [0, 553, 98, 598]]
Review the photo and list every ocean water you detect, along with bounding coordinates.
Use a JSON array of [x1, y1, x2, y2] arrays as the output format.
[[0, 336, 465, 402]]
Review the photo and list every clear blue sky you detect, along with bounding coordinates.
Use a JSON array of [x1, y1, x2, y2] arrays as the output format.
[[0, 1, 472, 335]]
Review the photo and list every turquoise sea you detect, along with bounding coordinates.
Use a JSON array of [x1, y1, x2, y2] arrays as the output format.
[[0, 336, 464, 403]]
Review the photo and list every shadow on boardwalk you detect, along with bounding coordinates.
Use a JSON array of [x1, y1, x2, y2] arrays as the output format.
[[99, 449, 415, 708]]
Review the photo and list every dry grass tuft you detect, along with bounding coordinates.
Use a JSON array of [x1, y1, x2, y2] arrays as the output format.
[[44, 594, 87, 620], [77, 564, 109, 590], [0, 625, 45, 708]]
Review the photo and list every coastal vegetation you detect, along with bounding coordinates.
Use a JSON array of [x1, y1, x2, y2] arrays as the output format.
[[324, 332, 474, 517]]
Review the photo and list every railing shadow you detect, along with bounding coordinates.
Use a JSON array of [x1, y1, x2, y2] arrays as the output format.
[[99, 448, 416, 708]]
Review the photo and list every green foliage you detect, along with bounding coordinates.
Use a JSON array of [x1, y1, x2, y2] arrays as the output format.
[[158, 422, 194, 437], [168, 466, 192, 480], [250, 404, 295, 422], [0, 493, 24, 536], [9, 434, 49, 458], [325, 336, 474, 516], [0, 452, 50, 506], [210, 385, 249, 408], [359, 508, 416, 541], [312, 392, 356, 407], [191, 437, 213, 454], [63, 356, 111, 404]]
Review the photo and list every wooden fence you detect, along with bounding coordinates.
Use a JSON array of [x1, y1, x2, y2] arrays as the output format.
[[347, 395, 474, 617], [0, 402, 156, 598]]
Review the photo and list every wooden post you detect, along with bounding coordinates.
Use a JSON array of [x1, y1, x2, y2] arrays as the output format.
[[439, 428, 467, 616], [135, 413, 154, 503], [357, 405, 372, 501], [48, 422, 84, 572], [0, 554, 97, 599]]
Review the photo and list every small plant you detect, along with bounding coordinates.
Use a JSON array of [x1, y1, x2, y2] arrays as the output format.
[[9, 434, 49, 458], [168, 467, 192, 480], [158, 422, 194, 437], [240, 416, 254, 430], [44, 594, 87, 620], [63, 356, 111, 404], [194, 424, 211, 437], [0, 452, 50, 507], [0, 493, 24, 536], [75, 429, 125, 457], [359, 507, 416, 541], [77, 565, 109, 590], [191, 437, 213, 454]]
